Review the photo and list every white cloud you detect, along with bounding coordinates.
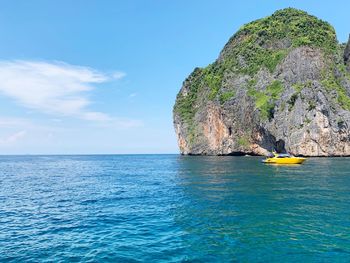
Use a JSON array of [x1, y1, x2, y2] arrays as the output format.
[[0, 130, 26, 145], [112, 71, 126, 79], [129, 93, 137, 98], [82, 111, 112, 121], [112, 118, 143, 128], [0, 117, 31, 127], [0, 60, 126, 121]]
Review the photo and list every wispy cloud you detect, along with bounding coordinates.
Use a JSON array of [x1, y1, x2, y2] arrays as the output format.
[[0, 130, 26, 145], [112, 71, 126, 79], [0, 60, 125, 121], [0, 116, 31, 128]]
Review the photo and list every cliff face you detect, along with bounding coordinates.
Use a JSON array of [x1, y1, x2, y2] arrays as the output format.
[[173, 8, 350, 156], [345, 35, 350, 72]]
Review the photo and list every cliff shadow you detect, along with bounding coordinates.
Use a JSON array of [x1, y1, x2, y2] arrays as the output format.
[[258, 127, 286, 153]]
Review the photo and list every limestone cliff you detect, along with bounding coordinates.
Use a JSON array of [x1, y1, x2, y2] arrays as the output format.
[[345, 35, 350, 72], [173, 8, 350, 156]]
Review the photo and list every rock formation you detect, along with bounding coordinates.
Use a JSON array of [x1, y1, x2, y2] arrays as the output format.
[[345, 35, 350, 72], [173, 8, 350, 156]]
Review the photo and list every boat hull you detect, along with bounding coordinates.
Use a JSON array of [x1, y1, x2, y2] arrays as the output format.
[[262, 157, 306, 164]]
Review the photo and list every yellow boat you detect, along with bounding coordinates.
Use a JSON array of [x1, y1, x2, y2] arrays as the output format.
[[262, 152, 306, 164]]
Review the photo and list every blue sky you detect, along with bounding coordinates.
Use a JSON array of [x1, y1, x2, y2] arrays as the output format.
[[0, 0, 349, 154]]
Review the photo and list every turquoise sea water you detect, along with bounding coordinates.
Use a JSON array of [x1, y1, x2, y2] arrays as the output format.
[[1, 155, 350, 262]]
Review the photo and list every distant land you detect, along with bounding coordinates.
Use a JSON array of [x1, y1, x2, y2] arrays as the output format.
[[173, 8, 350, 156]]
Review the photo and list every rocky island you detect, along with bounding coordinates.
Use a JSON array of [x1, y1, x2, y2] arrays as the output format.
[[173, 8, 350, 156]]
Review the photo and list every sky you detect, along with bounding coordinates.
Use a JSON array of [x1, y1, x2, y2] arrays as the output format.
[[0, 0, 349, 154]]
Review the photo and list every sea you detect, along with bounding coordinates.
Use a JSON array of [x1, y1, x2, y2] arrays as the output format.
[[1, 154, 350, 262]]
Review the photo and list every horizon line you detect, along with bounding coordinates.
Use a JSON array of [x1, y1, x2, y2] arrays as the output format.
[[0, 153, 180, 156]]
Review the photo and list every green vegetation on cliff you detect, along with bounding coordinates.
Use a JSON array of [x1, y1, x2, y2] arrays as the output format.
[[217, 7, 337, 78], [322, 70, 350, 111], [219, 91, 235, 105], [174, 8, 340, 124], [174, 72, 202, 119], [174, 8, 350, 148], [236, 8, 337, 53], [174, 7, 350, 156], [248, 80, 284, 120]]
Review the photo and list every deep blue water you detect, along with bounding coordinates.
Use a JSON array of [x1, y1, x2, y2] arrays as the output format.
[[1, 155, 350, 262]]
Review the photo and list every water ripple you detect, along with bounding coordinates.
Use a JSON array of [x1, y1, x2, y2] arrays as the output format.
[[1, 155, 350, 262]]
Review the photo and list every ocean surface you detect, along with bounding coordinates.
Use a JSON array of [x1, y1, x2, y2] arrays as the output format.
[[1, 155, 350, 262]]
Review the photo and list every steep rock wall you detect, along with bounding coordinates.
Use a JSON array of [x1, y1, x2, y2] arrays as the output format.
[[173, 8, 350, 156]]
